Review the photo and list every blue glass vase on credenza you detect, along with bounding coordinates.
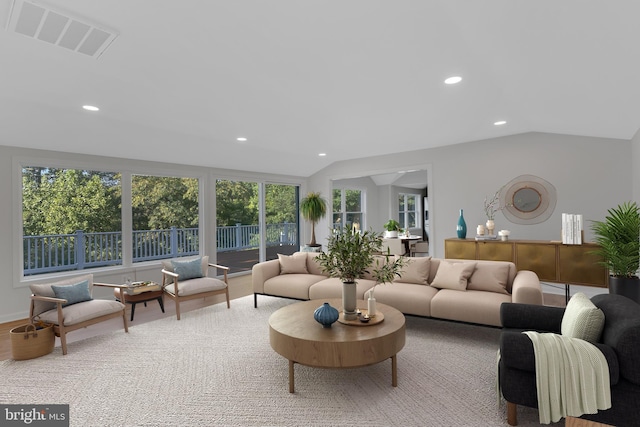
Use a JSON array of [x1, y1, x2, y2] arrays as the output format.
[[457, 209, 467, 239]]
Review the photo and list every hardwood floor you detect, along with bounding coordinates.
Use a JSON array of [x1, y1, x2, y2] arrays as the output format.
[[0, 274, 253, 361]]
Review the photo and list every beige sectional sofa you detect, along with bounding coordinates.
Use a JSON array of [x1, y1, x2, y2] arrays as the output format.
[[252, 252, 543, 327]]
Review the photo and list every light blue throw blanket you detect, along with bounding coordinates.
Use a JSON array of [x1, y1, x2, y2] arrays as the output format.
[[524, 332, 611, 424]]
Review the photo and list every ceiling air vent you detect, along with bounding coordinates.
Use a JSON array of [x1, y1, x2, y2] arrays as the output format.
[[7, 0, 118, 59]]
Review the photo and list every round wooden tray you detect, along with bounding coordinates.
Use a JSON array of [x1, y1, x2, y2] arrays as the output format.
[[337, 309, 384, 326]]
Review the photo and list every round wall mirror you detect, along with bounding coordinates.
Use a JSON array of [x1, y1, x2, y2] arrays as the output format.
[[500, 175, 556, 224], [512, 187, 542, 213]]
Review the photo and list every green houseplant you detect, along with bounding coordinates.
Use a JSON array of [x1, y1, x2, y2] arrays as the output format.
[[590, 201, 640, 303], [315, 227, 406, 320], [300, 192, 327, 247], [383, 219, 401, 238]]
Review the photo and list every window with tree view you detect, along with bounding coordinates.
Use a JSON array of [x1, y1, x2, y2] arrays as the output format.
[[132, 175, 199, 262], [332, 188, 363, 232], [22, 167, 122, 275], [399, 193, 419, 229]]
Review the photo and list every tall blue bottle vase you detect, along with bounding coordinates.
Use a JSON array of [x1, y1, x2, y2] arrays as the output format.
[[456, 209, 467, 239]]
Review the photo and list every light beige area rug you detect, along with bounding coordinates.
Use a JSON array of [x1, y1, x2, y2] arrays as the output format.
[[0, 296, 561, 426]]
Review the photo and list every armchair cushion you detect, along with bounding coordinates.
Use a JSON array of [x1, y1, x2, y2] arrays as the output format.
[[52, 279, 93, 307], [30, 274, 94, 316], [164, 277, 227, 297], [430, 261, 476, 291], [561, 292, 605, 343], [37, 299, 125, 326]]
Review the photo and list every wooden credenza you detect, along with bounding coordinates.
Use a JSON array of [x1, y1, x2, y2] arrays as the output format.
[[444, 238, 608, 289]]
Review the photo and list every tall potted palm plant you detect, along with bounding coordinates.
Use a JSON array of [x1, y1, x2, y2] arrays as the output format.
[[591, 201, 640, 303], [300, 192, 327, 248]]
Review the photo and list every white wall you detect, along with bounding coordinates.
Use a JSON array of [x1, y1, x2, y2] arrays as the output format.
[[632, 128, 640, 202], [0, 145, 304, 322], [308, 132, 632, 258]]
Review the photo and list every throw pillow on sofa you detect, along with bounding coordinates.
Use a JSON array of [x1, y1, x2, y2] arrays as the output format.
[[430, 261, 476, 291], [394, 256, 430, 285], [561, 292, 605, 343], [467, 263, 510, 295], [278, 253, 309, 274]]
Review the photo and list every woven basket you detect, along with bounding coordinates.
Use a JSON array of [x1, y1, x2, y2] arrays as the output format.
[[10, 323, 55, 360]]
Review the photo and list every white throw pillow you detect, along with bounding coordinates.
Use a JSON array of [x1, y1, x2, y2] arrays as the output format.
[[430, 261, 476, 291], [561, 292, 605, 343], [278, 253, 309, 274]]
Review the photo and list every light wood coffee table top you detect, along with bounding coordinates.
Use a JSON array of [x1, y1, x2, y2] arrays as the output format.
[[269, 298, 406, 392]]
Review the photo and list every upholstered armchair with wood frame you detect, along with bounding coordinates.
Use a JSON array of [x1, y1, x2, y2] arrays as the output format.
[[29, 274, 129, 355], [161, 256, 230, 320]]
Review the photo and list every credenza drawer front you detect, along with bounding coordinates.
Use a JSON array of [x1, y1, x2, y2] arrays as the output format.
[[444, 240, 476, 260], [515, 243, 557, 282], [558, 245, 608, 288], [477, 241, 514, 262]]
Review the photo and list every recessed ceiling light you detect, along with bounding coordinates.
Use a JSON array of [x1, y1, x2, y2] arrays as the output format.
[[444, 76, 462, 85], [82, 105, 99, 111], [236, 137, 247, 142], [494, 120, 507, 126], [318, 153, 327, 157]]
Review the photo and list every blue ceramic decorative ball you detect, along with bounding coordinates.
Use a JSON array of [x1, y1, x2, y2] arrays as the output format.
[[314, 302, 339, 328]]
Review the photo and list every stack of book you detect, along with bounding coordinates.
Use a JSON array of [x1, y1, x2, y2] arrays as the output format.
[[126, 281, 161, 295], [562, 213, 583, 244]]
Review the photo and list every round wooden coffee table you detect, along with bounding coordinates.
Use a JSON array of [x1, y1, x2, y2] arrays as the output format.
[[269, 298, 406, 393]]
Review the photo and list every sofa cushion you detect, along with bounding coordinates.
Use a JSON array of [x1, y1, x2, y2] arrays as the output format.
[[30, 274, 94, 316], [162, 256, 210, 276], [431, 289, 511, 327], [278, 253, 309, 274], [309, 277, 375, 301], [561, 292, 605, 343], [394, 256, 430, 285], [264, 274, 324, 300], [430, 261, 476, 291], [372, 282, 438, 316], [51, 279, 93, 307], [467, 262, 510, 295]]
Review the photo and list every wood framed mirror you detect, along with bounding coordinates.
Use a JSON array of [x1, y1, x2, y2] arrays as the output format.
[[500, 175, 556, 224]]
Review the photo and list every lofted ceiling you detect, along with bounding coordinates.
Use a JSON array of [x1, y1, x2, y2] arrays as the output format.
[[1, 0, 639, 177]]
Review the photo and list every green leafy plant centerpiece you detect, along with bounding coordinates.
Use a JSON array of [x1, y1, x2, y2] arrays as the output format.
[[316, 226, 406, 319], [590, 201, 640, 303], [300, 192, 327, 247]]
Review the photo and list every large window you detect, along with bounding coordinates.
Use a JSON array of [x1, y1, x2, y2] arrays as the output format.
[[131, 175, 199, 262], [21, 166, 203, 276], [22, 167, 122, 275], [216, 180, 299, 272], [332, 188, 363, 231], [399, 193, 419, 230]]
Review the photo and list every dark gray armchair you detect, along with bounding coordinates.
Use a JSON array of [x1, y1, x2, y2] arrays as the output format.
[[498, 294, 640, 426]]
